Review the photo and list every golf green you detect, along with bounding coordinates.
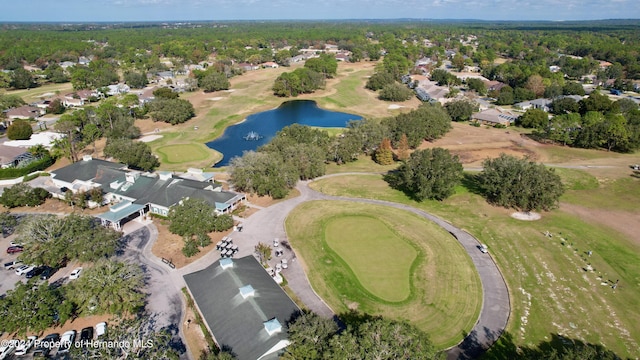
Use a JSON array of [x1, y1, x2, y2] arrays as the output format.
[[324, 216, 416, 302]]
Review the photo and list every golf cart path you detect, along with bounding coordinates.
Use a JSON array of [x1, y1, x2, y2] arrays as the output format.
[[294, 176, 510, 360], [171, 174, 509, 359]]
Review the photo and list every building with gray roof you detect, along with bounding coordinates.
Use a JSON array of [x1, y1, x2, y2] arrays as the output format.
[[49, 156, 245, 230], [184, 256, 300, 360]]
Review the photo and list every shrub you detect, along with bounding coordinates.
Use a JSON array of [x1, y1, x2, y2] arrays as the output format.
[[6, 120, 33, 140]]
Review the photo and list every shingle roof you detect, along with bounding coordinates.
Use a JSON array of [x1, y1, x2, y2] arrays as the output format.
[[50, 158, 126, 183], [183, 256, 300, 360]]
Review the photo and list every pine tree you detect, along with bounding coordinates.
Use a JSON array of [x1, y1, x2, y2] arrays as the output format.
[[397, 134, 410, 161], [374, 138, 394, 165]]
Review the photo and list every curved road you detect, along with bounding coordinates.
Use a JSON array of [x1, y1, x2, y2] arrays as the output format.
[[126, 174, 510, 359]]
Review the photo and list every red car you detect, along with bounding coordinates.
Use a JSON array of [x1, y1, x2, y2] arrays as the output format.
[[6, 246, 24, 254]]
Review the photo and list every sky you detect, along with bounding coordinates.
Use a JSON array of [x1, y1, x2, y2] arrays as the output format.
[[1, 0, 639, 22]]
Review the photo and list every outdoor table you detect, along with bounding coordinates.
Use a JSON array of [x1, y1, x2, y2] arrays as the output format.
[[222, 236, 229, 242], [216, 241, 223, 250], [225, 242, 233, 249], [232, 245, 238, 252]]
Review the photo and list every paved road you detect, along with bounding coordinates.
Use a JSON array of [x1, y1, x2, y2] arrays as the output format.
[[176, 175, 510, 359]]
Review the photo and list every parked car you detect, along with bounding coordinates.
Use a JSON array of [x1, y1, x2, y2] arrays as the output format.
[[26, 266, 45, 279], [32, 333, 59, 357], [80, 326, 94, 342], [479, 244, 489, 254], [4, 260, 22, 270], [95, 322, 107, 337], [9, 241, 22, 247], [15, 265, 34, 276], [0, 344, 15, 360], [58, 330, 76, 353], [14, 335, 37, 356], [40, 266, 56, 280], [69, 267, 83, 280], [281, 258, 288, 269], [6, 246, 24, 254]]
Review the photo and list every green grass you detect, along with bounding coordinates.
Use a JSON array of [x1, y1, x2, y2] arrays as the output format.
[[561, 176, 640, 211], [155, 143, 213, 164], [309, 174, 640, 358], [326, 155, 398, 175], [318, 70, 370, 109], [324, 215, 416, 302], [6, 83, 74, 103], [286, 201, 482, 349]]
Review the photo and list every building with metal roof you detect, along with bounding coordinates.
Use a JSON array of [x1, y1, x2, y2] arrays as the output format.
[[184, 256, 300, 360]]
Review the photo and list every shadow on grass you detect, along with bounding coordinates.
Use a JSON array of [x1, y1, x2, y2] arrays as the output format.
[[481, 331, 626, 360], [461, 172, 485, 196]]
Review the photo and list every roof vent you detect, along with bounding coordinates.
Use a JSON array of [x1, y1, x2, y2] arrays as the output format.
[[239, 284, 255, 299], [263, 318, 282, 336], [220, 258, 233, 270]]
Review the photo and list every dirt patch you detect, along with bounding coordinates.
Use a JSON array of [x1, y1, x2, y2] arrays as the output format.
[[150, 220, 233, 269], [419, 123, 545, 167], [560, 203, 640, 246], [181, 305, 209, 359], [0, 314, 112, 340], [245, 188, 301, 208]]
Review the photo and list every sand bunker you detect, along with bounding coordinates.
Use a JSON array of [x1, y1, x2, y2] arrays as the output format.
[[208, 97, 224, 101], [511, 211, 541, 221], [388, 104, 404, 109], [138, 135, 163, 143]]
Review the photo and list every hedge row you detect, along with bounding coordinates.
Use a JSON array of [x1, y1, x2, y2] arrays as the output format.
[[0, 155, 54, 180]]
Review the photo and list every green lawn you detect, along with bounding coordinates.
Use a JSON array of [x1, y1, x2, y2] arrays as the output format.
[[318, 69, 370, 109], [309, 174, 640, 358], [324, 215, 416, 302], [155, 143, 214, 165], [6, 83, 74, 103], [286, 201, 482, 349]]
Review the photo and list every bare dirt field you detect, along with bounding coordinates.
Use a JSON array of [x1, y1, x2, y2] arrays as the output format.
[[560, 203, 640, 246], [419, 123, 545, 166]]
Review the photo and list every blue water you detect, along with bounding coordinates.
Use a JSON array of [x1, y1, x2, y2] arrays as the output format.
[[206, 100, 362, 167]]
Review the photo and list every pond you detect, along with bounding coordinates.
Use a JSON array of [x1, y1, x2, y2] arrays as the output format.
[[206, 100, 362, 167]]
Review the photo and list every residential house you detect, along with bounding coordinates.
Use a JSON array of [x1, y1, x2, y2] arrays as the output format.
[[0, 145, 31, 169], [49, 156, 245, 230], [515, 98, 552, 112], [335, 53, 350, 62], [78, 56, 91, 66], [157, 71, 175, 80], [261, 62, 279, 69], [471, 108, 518, 127], [413, 78, 450, 103], [59, 61, 77, 69], [4, 106, 44, 122], [237, 63, 259, 71], [184, 256, 300, 360], [106, 83, 131, 96], [483, 80, 508, 92]]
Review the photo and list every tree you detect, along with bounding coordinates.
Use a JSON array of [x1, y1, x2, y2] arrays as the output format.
[[10, 68, 35, 89], [478, 154, 564, 212], [104, 138, 160, 171], [304, 53, 338, 78], [562, 82, 585, 96], [147, 98, 195, 125], [0, 282, 70, 335], [365, 71, 395, 91], [445, 99, 478, 121], [124, 71, 148, 89], [517, 108, 549, 129], [386, 148, 463, 201], [0, 211, 17, 236], [550, 97, 580, 115], [466, 78, 487, 95], [82, 123, 102, 154], [397, 134, 410, 161], [69, 316, 181, 360], [54, 115, 81, 163], [168, 198, 233, 239], [153, 87, 179, 100], [67, 259, 145, 316], [525, 74, 545, 98], [46, 98, 65, 115], [200, 71, 230, 92], [378, 82, 414, 101], [0, 183, 50, 208], [374, 138, 394, 165], [0, 94, 25, 111], [495, 86, 515, 105], [229, 151, 299, 198], [6, 120, 33, 140], [16, 214, 121, 267], [254, 242, 271, 266], [579, 91, 613, 114], [383, 103, 452, 148], [282, 312, 339, 360]]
